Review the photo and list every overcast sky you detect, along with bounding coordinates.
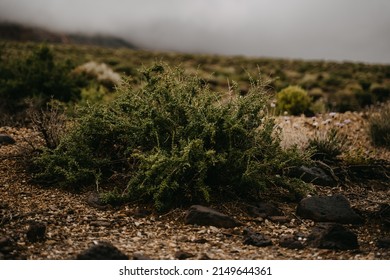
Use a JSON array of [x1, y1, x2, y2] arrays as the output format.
[[1, 0, 390, 63]]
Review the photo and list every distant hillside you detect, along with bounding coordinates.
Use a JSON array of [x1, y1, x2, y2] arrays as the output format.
[[0, 22, 137, 49]]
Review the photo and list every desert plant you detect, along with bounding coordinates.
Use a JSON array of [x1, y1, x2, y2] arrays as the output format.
[[32, 63, 310, 211], [308, 128, 347, 161], [27, 100, 67, 150], [0, 44, 84, 113], [276, 86, 311, 115], [369, 103, 390, 148], [328, 91, 360, 112], [370, 84, 390, 103]]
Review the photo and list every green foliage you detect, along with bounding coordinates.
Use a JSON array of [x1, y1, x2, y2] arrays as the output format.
[[308, 128, 347, 161], [3, 41, 390, 114], [80, 84, 111, 105], [369, 103, 390, 148], [0, 44, 84, 112], [32, 63, 310, 211], [370, 84, 390, 103], [276, 86, 311, 115], [328, 91, 360, 112]]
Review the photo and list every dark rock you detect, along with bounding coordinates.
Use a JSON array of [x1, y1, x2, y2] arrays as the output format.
[[297, 194, 363, 224], [26, 222, 46, 242], [193, 238, 208, 244], [86, 192, 110, 210], [175, 250, 195, 260], [246, 202, 283, 218], [289, 165, 336, 187], [0, 236, 19, 259], [243, 228, 272, 247], [76, 242, 128, 260], [269, 216, 290, 223], [90, 220, 111, 227], [376, 237, 390, 249], [0, 134, 16, 145], [134, 208, 152, 218], [133, 253, 151, 260], [0, 236, 15, 254], [198, 253, 211, 260], [307, 223, 359, 250], [377, 204, 390, 228], [185, 205, 242, 228], [279, 234, 305, 249], [0, 202, 8, 209]]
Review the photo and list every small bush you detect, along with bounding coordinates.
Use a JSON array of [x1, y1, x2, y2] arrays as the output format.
[[369, 103, 390, 148], [276, 86, 311, 115], [0, 44, 84, 113], [32, 64, 310, 211], [308, 128, 347, 161], [27, 101, 67, 150], [370, 84, 390, 103], [328, 91, 360, 112]]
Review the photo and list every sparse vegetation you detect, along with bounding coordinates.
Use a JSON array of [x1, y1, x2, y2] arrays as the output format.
[[1, 40, 389, 211], [2, 41, 390, 117], [0, 44, 84, 113], [27, 100, 67, 150], [369, 103, 390, 148], [308, 128, 347, 161], [1, 39, 390, 261]]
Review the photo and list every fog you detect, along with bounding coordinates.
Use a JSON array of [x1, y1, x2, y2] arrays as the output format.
[[1, 0, 390, 63]]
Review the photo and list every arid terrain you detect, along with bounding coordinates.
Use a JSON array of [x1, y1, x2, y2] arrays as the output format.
[[1, 111, 389, 260]]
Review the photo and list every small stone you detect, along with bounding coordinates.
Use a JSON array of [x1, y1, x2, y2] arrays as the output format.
[[26, 222, 46, 243], [376, 237, 390, 249], [279, 234, 305, 249], [90, 221, 111, 227], [0, 134, 16, 145], [134, 208, 152, 218], [246, 202, 284, 218], [269, 216, 290, 223], [307, 223, 359, 250], [175, 250, 195, 260], [243, 229, 272, 247], [193, 238, 208, 244], [289, 165, 336, 186], [185, 205, 242, 228], [133, 252, 151, 260], [86, 192, 110, 210], [198, 253, 211, 260], [0, 237, 14, 253], [76, 242, 128, 260]]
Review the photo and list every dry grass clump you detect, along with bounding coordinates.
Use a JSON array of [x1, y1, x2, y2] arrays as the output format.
[[74, 61, 121, 88], [369, 102, 390, 148]]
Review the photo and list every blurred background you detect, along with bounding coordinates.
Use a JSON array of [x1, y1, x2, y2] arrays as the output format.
[[1, 0, 390, 63]]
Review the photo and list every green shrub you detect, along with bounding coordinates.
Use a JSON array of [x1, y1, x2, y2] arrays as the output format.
[[0, 44, 84, 112], [370, 84, 390, 103], [369, 103, 390, 148], [354, 91, 373, 108], [32, 64, 310, 211], [328, 91, 360, 112], [276, 86, 311, 115]]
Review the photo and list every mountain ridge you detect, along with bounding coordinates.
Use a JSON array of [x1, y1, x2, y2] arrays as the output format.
[[0, 21, 137, 49]]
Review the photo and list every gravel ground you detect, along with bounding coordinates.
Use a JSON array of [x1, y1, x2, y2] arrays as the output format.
[[0, 113, 389, 260]]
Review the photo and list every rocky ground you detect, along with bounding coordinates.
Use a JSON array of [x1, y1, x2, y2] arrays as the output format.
[[0, 112, 389, 260]]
